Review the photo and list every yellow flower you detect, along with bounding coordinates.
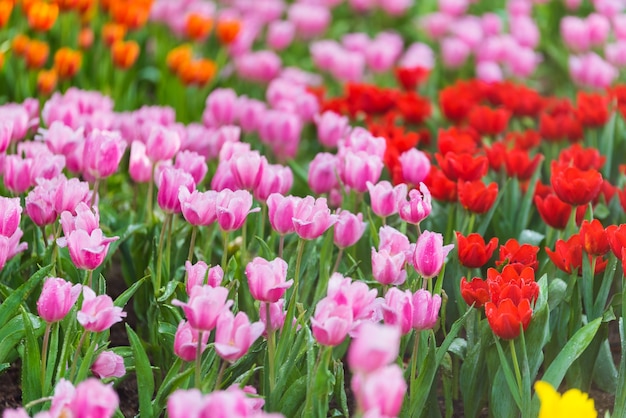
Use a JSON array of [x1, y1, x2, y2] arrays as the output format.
[[535, 381, 597, 418]]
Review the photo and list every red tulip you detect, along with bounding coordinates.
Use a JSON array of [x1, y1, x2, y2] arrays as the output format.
[[496, 239, 539, 273], [485, 298, 533, 340], [550, 161, 603, 206], [436, 152, 488, 182], [424, 166, 457, 202], [456, 232, 499, 268], [606, 224, 626, 258], [468, 105, 511, 136], [486, 266, 539, 307], [503, 149, 542, 181], [546, 235, 608, 276], [579, 219, 610, 256], [534, 193, 585, 230], [558, 143, 606, 171], [458, 180, 498, 214], [460, 277, 490, 308]]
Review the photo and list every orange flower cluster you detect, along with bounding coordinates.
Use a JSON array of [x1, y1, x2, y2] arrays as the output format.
[[166, 44, 217, 87], [184, 13, 241, 44]]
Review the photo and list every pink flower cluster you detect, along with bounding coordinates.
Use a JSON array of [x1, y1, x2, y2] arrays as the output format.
[[0, 197, 28, 270]]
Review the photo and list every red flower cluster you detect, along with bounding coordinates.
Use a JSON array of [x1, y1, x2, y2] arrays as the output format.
[[461, 266, 538, 340], [545, 234, 608, 276]]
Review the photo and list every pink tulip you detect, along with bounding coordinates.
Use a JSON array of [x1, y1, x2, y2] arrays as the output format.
[[382, 288, 413, 334], [145, 126, 181, 163], [292, 196, 337, 240], [288, 3, 330, 39], [441, 37, 471, 68], [59, 202, 99, 240], [37, 277, 82, 323], [333, 210, 366, 248], [172, 285, 233, 332], [561, 17, 590, 51], [349, 0, 377, 12], [399, 184, 432, 225], [588, 13, 611, 46], [413, 230, 453, 279], [157, 167, 196, 214], [339, 151, 384, 193], [215, 311, 264, 362], [179, 188, 218, 227], [371, 248, 407, 286], [77, 287, 126, 332], [25, 180, 58, 228], [569, 52, 617, 88], [0, 121, 12, 154], [259, 300, 287, 334], [203, 88, 238, 128], [342, 127, 386, 160], [254, 164, 293, 202], [367, 181, 407, 219], [481, 13, 502, 35], [215, 189, 258, 232], [185, 261, 224, 294], [82, 129, 126, 180], [412, 289, 441, 330], [380, 0, 413, 15], [614, 14, 626, 40], [0, 197, 22, 237], [505, 46, 541, 78], [167, 389, 206, 418], [1, 230, 27, 266], [311, 297, 353, 346], [268, 20, 296, 50], [91, 351, 125, 379], [326, 273, 378, 323], [510, 16, 539, 48], [379, 225, 411, 256], [308, 152, 339, 195], [348, 322, 401, 373], [236, 98, 266, 133], [245, 256, 292, 303], [399, 42, 435, 69], [129, 141, 152, 183], [2, 409, 28, 418], [439, 0, 468, 16], [476, 61, 503, 83], [175, 150, 208, 185], [54, 177, 92, 215], [314, 111, 350, 149], [230, 151, 267, 191], [398, 148, 431, 185], [421, 12, 452, 39], [174, 320, 210, 362], [258, 109, 302, 160], [68, 378, 119, 418], [4, 155, 34, 194], [342, 33, 370, 54], [65, 228, 118, 271], [234, 50, 282, 84], [267, 194, 301, 235], [352, 365, 406, 416]]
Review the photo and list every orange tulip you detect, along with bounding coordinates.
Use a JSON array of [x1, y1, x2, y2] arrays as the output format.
[[166, 44, 193, 74], [0, 0, 13, 28], [78, 26, 94, 49], [27, 1, 58, 31], [102, 22, 126, 47], [216, 19, 240, 44], [12, 34, 30, 57], [25, 39, 49, 69], [111, 39, 139, 69], [54, 47, 82, 79], [185, 13, 212, 41], [37, 68, 57, 95], [55, 0, 78, 11], [110, 1, 149, 29], [178, 58, 217, 87]]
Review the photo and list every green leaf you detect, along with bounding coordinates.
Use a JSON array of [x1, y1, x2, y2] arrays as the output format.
[[75, 338, 99, 383], [0, 313, 44, 363], [531, 317, 602, 415], [0, 264, 53, 326], [127, 325, 155, 418], [20, 309, 42, 406], [547, 278, 567, 311], [492, 338, 522, 411], [115, 277, 146, 307], [152, 357, 193, 416], [333, 360, 349, 417], [278, 375, 307, 417]]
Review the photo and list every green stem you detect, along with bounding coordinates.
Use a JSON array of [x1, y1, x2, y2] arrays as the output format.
[[509, 338, 524, 412], [266, 302, 276, 392], [40, 322, 52, 393], [187, 226, 197, 263], [145, 164, 155, 223], [214, 359, 228, 390], [221, 231, 230, 274], [278, 235, 285, 259], [69, 331, 89, 382], [85, 270, 94, 289], [40, 226, 48, 249], [90, 178, 100, 208], [241, 219, 247, 267], [331, 248, 343, 275], [410, 330, 421, 401], [289, 239, 306, 308], [195, 331, 203, 388], [154, 214, 172, 297]]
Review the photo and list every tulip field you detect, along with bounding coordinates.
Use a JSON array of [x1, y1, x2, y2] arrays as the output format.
[[2, 0, 626, 417]]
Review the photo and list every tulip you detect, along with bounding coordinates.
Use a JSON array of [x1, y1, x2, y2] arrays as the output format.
[[91, 351, 126, 379], [37, 277, 82, 323], [235, 98, 266, 133], [460, 277, 490, 308], [172, 285, 233, 332], [382, 287, 414, 334], [485, 298, 532, 340], [4, 155, 34, 194], [292, 196, 337, 240], [412, 289, 441, 330], [352, 365, 407, 416], [456, 232, 499, 268], [267, 20, 296, 51], [347, 322, 401, 373], [399, 183, 432, 225], [68, 378, 119, 418], [174, 321, 210, 362], [288, 3, 330, 39], [167, 389, 206, 418], [371, 248, 407, 286], [54, 177, 92, 216], [0, 197, 22, 237], [326, 273, 378, 323], [230, 151, 267, 191], [185, 261, 224, 294], [65, 228, 118, 271], [399, 148, 431, 186], [314, 111, 351, 149], [254, 164, 293, 202], [308, 152, 339, 195], [82, 129, 126, 180], [215, 189, 258, 232], [77, 287, 126, 332], [245, 257, 293, 303], [413, 230, 454, 279], [157, 167, 196, 214], [367, 181, 407, 219], [203, 88, 238, 128], [214, 311, 264, 362], [179, 188, 218, 227], [174, 150, 207, 185], [333, 210, 366, 249], [259, 300, 287, 334], [339, 151, 384, 193], [129, 141, 152, 183], [379, 225, 411, 257], [267, 194, 301, 235], [26, 180, 58, 227], [311, 297, 353, 346]]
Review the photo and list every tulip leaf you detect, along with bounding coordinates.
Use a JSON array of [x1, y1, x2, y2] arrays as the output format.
[[547, 278, 567, 311], [333, 360, 349, 417], [477, 179, 509, 236], [20, 308, 42, 407], [75, 337, 99, 383], [0, 313, 44, 364], [531, 317, 602, 415], [152, 357, 193, 416], [127, 324, 155, 418], [613, 317, 626, 416], [278, 375, 308, 417], [0, 264, 52, 326], [492, 337, 522, 411], [115, 276, 147, 307]]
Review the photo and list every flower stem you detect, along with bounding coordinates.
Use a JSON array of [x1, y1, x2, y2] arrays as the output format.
[[40, 322, 52, 392], [195, 331, 203, 388], [266, 302, 276, 392], [331, 248, 343, 275], [69, 331, 90, 382], [290, 239, 306, 307], [221, 231, 230, 274], [145, 164, 155, 223], [40, 226, 48, 249], [214, 359, 228, 390], [241, 219, 247, 267], [85, 270, 93, 289], [278, 235, 285, 259], [509, 338, 524, 411], [410, 330, 421, 401], [154, 213, 172, 297], [187, 226, 197, 263], [90, 178, 100, 208]]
